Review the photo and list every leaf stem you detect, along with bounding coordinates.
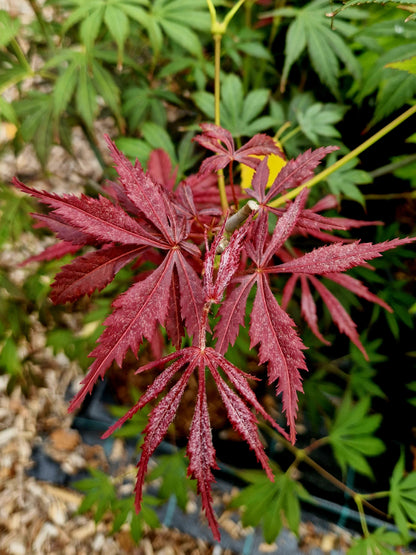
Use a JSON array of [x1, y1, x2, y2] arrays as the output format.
[[10, 38, 31, 73], [223, 0, 248, 28], [27, 0, 54, 51], [213, 32, 228, 213], [364, 191, 416, 200], [369, 153, 416, 179], [354, 494, 370, 537], [279, 125, 301, 145], [259, 422, 388, 519], [268, 103, 416, 208], [207, 0, 248, 214], [206, 0, 216, 22]]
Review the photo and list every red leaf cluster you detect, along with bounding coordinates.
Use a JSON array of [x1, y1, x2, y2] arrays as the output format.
[[13, 125, 415, 539]]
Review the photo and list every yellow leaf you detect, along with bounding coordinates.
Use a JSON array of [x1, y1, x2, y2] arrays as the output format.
[[240, 140, 286, 189]]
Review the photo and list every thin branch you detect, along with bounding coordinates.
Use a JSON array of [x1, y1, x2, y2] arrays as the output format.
[[268, 103, 416, 208]]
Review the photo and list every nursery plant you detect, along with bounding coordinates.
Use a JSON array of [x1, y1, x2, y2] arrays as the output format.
[[4, 0, 416, 550]]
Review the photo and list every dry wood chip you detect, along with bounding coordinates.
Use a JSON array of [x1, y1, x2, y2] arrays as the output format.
[[49, 428, 81, 451], [71, 520, 97, 541], [258, 542, 279, 552]]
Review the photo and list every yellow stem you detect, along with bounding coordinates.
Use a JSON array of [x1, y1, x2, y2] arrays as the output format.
[[268, 103, 416, 208], [213, 32, 228, 213]]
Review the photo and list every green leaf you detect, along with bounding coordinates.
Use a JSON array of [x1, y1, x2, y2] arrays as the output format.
[[123, 0, 210, 56], [141, 121, 177, 164], [15, 92, 55, 165], [374, 71, 416, 123], [193, 74, 275, 138], [242, 89, 270, 128], [76, 62, 98, 130], [104, 4, 130, 67], [0, 335, 22, 376], [332, 0, 416, 17], [238, 41, 273, 61], [177, 131, 199, 175], [230, 472, 310, 543], [149, 450, 193, 510], [277, 0, 359, 96], [52, 59, 79, 118], [0, 96, 18, 126], [387, 56, 416, 75], [114, 137, 152, 165], [305, 20, 340, 97], [328, 395, 385, 478], [281, 16, 306, 92], [192, 91, 215, 120], [159, 19, 201, 56], [326, 156, 371, 206], [80, 6, 105, 51], [0, 10, 20, 47], [61, 2, 98, 35], [0, 64, 32, 94], [296, 103, 345, 144], [112, 494, 159, 543], [389, 452, 416, 537], [91, 60, 123, 129], [74, 467, 116, 521], [348, 527, 404, 555]]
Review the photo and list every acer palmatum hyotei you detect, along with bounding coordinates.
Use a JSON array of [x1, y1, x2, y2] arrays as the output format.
[[13, 124, 415, 540]]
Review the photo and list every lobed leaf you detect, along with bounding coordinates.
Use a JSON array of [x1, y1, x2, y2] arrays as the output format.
[[186, 366, 219, 540], [13, 179, 166, 250], [269, 238, 416, 275], [50, 245, 144, 304], [68, 253, 175, 411], [250, 275, 307, 442]]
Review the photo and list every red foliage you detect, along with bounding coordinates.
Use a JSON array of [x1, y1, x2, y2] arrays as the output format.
[[13, 124, 415, 539]]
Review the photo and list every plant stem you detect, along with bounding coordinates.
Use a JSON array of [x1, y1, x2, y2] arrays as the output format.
[[369, 153, 416, 179], [364, 191, 416, 200], [26, 0, 54, 50], [279, 125, 301, 145], [207, 0, 248, 214], [260, 422, 388, 519], [10, 38, 32, 73], [206, 0, 216, 22], [213, 34, 222, 128], [301, 451, 388, 519], [268, 103, 416, 208], [361, 490, 390, 500], [213, 32, 228, 213], [354, 495, 370, 537], [223, 0, 248, 28]]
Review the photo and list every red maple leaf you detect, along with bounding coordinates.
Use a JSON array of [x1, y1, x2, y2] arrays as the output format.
[[13, 136, 205, 411], [193, 123, 284, 174], [13, 124, 416, 540]]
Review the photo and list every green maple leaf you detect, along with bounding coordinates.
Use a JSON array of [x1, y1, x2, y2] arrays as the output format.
[[193, 74, 277, 137], [389, 452, 416, 537], [328, 395, 385, 477], [387, 56, 416, 75], [44, 47, 123, 132], [229, 470, 311, 543], [149, 449, 195, 511], [266, 0, 362, 97], [348, 527, 405, 555], [331, 0, 416, 18]]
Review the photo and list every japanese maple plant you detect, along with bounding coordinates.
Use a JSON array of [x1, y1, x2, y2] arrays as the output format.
[[13, 122, 415, 539]]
